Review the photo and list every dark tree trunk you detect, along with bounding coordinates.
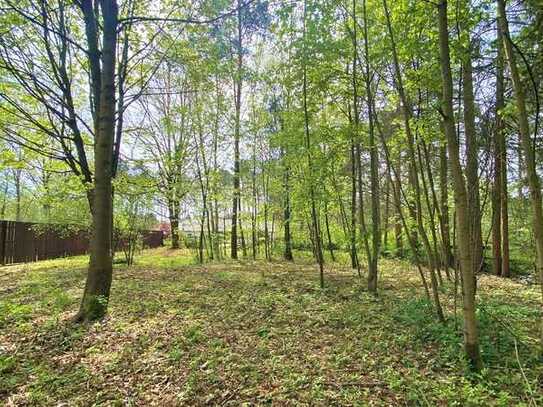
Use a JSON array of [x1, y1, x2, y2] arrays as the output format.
[[495, 13, 510, 277], [168, 199, 180, 249], [76, 0, 118, 322], [282, 148, 294, 261]]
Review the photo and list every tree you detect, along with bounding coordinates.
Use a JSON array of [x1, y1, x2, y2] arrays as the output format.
[[136, 63, 193, 250], [302, 0, 325, 288], [497, 0, 543, 353], [76, 0, 119, 321], [437, 0, 481, 370]]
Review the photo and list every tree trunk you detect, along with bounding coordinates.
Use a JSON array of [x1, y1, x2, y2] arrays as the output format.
[[238, 198, 247, 257], [350, 141, 358, 268], [437, 0, 481, 370], [303, 0, 324, 288], [439, 142, 452, 268], [498, 0, 543, 352], [0, 180, 7, 219], [14, 169, 21, 222], [76, 0, 118, 322], [252, 142, 258, 260], [496, 12, 510, 277], [394, 158, 403, 255], [460, 16, 483, 274], [375, 114, 432, 301], [264, 177, 270, 261], [282, 148, 294, 261], [324, 201, 335, 262], [383, 171, 390, 252], [168, 199, 180, 249], [362, 0, 381, 293], [492, 21, 504, 276], [383, 0, 441, 315], [231, 0, 242, 260]]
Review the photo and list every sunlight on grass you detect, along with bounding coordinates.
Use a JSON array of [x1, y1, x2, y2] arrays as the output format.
[[1, 248, 542, 405]]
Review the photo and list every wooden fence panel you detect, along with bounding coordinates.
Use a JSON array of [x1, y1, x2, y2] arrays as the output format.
[[0, 221, 163, 265]]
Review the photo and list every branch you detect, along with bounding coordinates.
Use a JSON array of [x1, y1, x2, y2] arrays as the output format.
[[119, 0, 257, 25]]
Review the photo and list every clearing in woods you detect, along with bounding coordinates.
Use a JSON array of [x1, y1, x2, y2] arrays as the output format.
[[0, 248, 541, 406]]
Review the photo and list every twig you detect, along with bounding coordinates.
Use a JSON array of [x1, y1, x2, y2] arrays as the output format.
[[514, 338, 537, 407]]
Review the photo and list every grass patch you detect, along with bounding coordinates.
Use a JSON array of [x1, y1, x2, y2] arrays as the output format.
[[0, 248, 541, 405]]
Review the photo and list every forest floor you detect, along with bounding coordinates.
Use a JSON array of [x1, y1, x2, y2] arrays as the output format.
[[0, 248, 542, 406]]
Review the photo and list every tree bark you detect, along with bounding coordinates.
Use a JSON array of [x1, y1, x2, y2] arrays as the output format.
[[383, 0, 442, 316], [324, 201, 335, 262], [498, 0, 543, 351], [231, 0, 243, 259], [495, 12, 510, 277], [460, 15, 483, 274], [282, 148, 294, 261], [13, 168, 21, 222], [439, 142, 452, 268], [76, 0, 118, 322], [168, 199, 180, 249], [394, 158, 403, 255], [437, 0, 481, 370], [492, 23, 504, 276], [362, 0, 381, 293], [303, 0, 325, 288]]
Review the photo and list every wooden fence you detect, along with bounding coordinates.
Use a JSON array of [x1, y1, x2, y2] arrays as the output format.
[[0, 221, 163, 265]]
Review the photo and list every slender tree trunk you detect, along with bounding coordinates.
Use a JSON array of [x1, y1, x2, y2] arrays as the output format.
[[195, 143, 210, 262], [213, 76, 221, 260], [270, 212, 276, 253], [460, 15, 483, 274], [282, 148, 294, 261], [76, 0, 118, 322], [498, 0, 543, 352], [383, 0, 442, 315], [439, 142, 453, 268], [437, 0, 481, 370], [352, 0, 373, 281], [350, 141, 358, 268], [496, 14, 510, 277], [231, 0, 242, 259], [264, 176, 270, 261], [394, 158, 403, 255], [418, 139, 445, 285], [383, 172, 390, 252], [303, 0, 324, 288], [223, 216, 227, 256], [324, 201, 335, 262], [0, 180, 7, 219], [238, 198, 247, 257], [348, 29, 358, 271], [492, 28, 504, 276], [362, 0, 381, 293], [14, 169, 21, 222], [375, 114, 431, 301], [252, 142, 258, 260]]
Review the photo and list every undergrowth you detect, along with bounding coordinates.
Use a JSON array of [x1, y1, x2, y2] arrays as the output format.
[[0, 248, 541, 405]]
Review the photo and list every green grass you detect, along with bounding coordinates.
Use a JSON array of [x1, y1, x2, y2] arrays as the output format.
[[0, 248, 541, 405]]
